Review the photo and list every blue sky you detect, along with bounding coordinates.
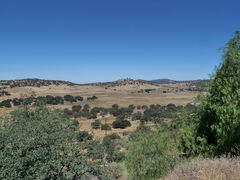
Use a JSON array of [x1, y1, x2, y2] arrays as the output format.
[[0, 0, 239, 83]]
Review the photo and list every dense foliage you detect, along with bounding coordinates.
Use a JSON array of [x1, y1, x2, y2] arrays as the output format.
[[0, 95, 88, 108], [178, 31, 240, 157], [112, 119, 131, 129], [0, 104, 112, 179], [126, 124, 180, 180]]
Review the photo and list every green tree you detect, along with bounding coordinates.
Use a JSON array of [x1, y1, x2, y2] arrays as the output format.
[[183, 31, 240, 157], [72, 105, 82, 112], [112, 119, 131, 129], [0, 104, 111, 179], [91, 120, 101, 129], [126, 126, 180, 179]]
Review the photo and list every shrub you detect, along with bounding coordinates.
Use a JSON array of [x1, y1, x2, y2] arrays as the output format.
[[109, 162, 124, 179], [0, 99, 12, 108], [122, 131, 129, 136], [45, 95, 56, 105], [132, 112, 142, 121], [73, 112, 82, 118], [72, 119, 79, 127], [87, 96, 98, 101], [182, 31, 240, 157], [55, 96, 64, 104], [23, 97, 34, 105], [86, 140, 105, 160], [64, 94, 76, 103], [76, 131, 93, 142], [101, 124, 112, 131], [63, 108, 73, 116], [75, 96, 83, 101], [72, 105, 81, 112], [103, 134, 123, 162], [91, 120, 101, 129], [12, 98, 21, 106], [126, 129, 180, 179], [0, 104, 111, 179], [112, 120, 131, 129], [83, 104, 90, 112], [128, 104, 136, 111]]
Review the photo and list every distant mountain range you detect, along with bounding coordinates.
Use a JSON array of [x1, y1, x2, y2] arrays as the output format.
[[147, 79, 203, 84], [148, 79, 176, 84], [0, 78, 208, 88]]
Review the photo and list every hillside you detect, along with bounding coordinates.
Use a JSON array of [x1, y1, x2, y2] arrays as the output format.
[[0, 78, 77, 88], [87, 78, 149, 88]]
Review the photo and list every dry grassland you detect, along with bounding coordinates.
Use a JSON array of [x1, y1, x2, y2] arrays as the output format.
[[0, 83, 199, 137]]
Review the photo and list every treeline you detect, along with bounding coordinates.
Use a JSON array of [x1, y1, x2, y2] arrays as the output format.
[[63, 103, 197, 130], [0, 78, 76, 88], [0, 95, 98, 108]]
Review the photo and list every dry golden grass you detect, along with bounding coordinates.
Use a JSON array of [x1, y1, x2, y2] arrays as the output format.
[[0, 83, 198, 138], [1, 84, 198, 108], [164, 158, 240, 180], [78, 117, 140, 140]]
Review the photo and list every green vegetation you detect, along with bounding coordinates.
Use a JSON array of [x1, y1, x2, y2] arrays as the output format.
[[91, 120, 101, 129], [125, 31, 240, 179], [0, 94, 93, 108], [126, 124, 180, 179], [76, 131, 93, 142], [0, 99, 12, 108], [179, 31, 240, 157], [64, 94, 76, 103], [0, 90, 11, 97], [1, 31, 240, 179], [0, 104, 112, 179], [112, 119, 131, 129], [87, 95, 98, 101]]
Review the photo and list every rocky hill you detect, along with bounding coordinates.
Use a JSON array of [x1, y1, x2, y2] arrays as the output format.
[[0, 78, 76, 88], [88, 78, 149, 88]]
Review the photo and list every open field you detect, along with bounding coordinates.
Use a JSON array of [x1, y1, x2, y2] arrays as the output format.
[[0, 83, 199, 108], [0, 81, 199, 138]]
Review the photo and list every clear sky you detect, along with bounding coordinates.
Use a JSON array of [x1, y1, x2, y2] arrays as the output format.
[[0, 0, 239, 83]]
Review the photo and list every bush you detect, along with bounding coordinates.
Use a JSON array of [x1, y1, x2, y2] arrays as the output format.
[[132, 112, 142, 121], [63, 108, 73, 116], [72, 105, 81, 112], [75, 96, 83, 101], [91, 120, 101, 129], [126, 129, 180, 179], [64, 94, 76, 103], [71, 119, 79, 130], [76, 131, 93, 142], [0, 99, 12, 108], [181, 31, 240, 157], [109, 162, 124, 179], [0, 104, 111, 179], [12, 98, 21, 106], [112, 120, 131, 129], [83, 104, 90, 112], [122, 131, 129, 136], [101, 124, 112, 131], [103, 134, 123, 162]]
